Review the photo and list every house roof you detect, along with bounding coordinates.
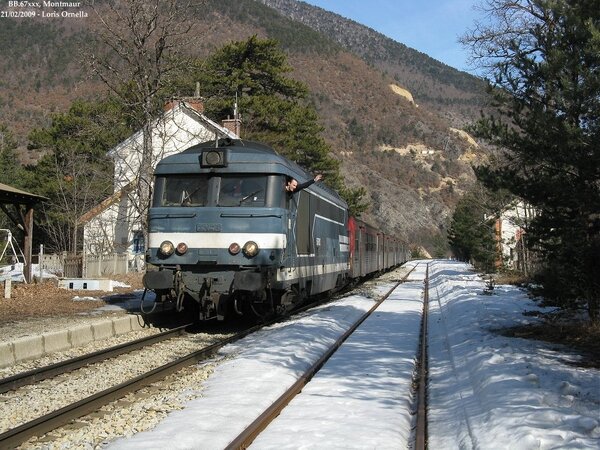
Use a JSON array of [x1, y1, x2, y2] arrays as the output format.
[[107, 101, 239, 158], [180, 102, 239, 138], [77, 182, 133, 225], [81, 101, 241, 226]]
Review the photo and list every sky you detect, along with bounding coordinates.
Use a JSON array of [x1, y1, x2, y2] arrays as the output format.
[[301, 0, 484, 73], [97, 260, 598, 449]]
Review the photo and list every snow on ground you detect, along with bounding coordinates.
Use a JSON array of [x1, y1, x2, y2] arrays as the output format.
[[106, 260, 598, 449], [251, 263, 427, 449], [0, 262, 58, 282], [427, 260, 599, 449]]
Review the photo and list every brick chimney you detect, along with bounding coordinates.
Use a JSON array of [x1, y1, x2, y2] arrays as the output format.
[[164, 97, 205, 113], [222, 116, 242, 137], [221, 94, 242, 137], [164, 82, 205, 113], [186, 82, 204, 113]]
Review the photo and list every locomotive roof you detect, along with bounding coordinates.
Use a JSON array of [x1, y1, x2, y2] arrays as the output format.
[[181, 138, 277, 157], [155, 138, 346, 205], [158, 138, 299, 172]]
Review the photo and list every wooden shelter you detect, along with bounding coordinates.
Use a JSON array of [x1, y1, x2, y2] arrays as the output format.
[[0, 182, 47, 282]]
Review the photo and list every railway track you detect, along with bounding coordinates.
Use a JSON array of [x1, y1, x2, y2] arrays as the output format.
[[0, 291, 351, 448], [0, 324, 192, 395], [415, 262, 430, 450], [0, 266, 427, 448], [0, 320, 266, 448], [225, 263, 426, 449]]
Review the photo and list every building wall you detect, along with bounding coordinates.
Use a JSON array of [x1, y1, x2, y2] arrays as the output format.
[[82, 201, 120, 255], [111, 107, 223, 191], [498, 201, 534, 269]]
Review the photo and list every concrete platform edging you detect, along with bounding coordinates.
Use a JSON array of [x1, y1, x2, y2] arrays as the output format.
[[0, 314, 147, 369]]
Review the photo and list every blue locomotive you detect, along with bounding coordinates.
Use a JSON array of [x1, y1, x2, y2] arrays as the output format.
[[143, 138, 408, 320]]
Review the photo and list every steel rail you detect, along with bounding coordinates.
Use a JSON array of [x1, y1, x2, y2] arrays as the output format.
[[415, 263, 430, 449], [225, 264, 419, 450], [0, 323, 192, 394]]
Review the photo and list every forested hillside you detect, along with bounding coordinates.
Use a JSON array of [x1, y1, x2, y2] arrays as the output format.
[[0, 0, 492, 251]]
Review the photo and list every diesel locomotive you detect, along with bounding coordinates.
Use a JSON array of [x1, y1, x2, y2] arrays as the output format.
[[142, 138, 408, 321]]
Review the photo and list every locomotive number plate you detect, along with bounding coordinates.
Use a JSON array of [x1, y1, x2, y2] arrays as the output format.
[[196, 223, 222, 232]]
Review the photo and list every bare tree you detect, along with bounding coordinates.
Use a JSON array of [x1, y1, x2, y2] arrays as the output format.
[[85, 0, 200, 243], [43, 150, 112, 254], [460, 0, 565, 87]]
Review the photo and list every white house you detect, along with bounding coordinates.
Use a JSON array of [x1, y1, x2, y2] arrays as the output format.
[[79, 99, 240, 262], [495, 200, 536, 272]]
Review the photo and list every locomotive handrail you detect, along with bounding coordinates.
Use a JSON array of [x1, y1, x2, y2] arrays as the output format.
[[219, 213, 283, 218], [149, 213, 197, 218]]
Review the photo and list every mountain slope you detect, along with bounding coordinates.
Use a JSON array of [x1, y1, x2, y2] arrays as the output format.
[[257, 0, 489, 127], [0, 0, 491, 251]]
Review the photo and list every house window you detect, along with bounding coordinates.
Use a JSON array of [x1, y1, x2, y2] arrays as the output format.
[[133, 231, 145, 253]]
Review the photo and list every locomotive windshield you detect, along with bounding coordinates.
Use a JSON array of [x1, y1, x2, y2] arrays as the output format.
[[154, 174, 269, 207], [160, 175, 209, 207], [218, 175, 267, 207]]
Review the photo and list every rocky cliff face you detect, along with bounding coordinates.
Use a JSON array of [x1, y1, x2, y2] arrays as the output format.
[[251, 0, 492, 252]]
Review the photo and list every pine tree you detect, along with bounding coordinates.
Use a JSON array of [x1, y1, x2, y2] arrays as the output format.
[[189, 36, 367, 214], [0, 125, 27, 233], [0, 125, 23, 188], [463, 0, 600, 320], [25, 98, 131, 253], [448, 188, 498, 272]]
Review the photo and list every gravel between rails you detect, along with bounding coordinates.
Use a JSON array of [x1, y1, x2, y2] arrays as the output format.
[[24, 362, 219, 449], [0, 326, 165, 379], [1, 331, 233, 449]]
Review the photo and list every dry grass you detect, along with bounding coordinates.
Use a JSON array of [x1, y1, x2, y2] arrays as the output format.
[[492, 271, 600, 368], [500, 317, 600, 368], [495, 270, 531, 286], [0, 273, 144, 323]]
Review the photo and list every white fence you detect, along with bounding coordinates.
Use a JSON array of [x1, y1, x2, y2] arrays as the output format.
[[39, 252, 144, 278]]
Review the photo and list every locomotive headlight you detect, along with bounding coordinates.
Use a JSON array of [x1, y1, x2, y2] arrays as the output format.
[[242, 241, 259, 257], [228, 242, 241, 255], [200, 149, 227, 167], [205, 150, 222, 165], [176, 242, 188, 255], [159, 240, 175, 256]]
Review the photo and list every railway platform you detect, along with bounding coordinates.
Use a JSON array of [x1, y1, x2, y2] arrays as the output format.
[[0, 277, 158, 368], [0, 313, 147, 368]]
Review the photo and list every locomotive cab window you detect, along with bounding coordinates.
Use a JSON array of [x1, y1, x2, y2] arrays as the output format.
[[158, 175, 209, 207], [218, 175, 267, 207]]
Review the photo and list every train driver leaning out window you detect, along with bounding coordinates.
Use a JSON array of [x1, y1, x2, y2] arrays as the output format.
[[285, 173, 323, 194]]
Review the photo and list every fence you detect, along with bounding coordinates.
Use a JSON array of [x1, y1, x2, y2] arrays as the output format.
[[39, 252, 144, 278], [85, 253, 128, 278]]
